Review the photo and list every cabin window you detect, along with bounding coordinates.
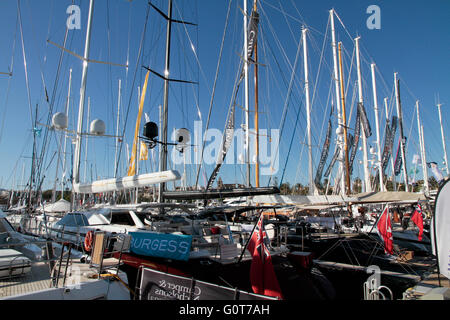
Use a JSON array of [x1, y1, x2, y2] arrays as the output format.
[[135, 212, 147, 224], [109, 212, 135, 226], [56, 213, 89, 227]]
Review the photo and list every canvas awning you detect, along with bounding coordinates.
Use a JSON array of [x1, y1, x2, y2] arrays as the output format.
[[353, 191, 426, 204], [37, 199, 71, 213]]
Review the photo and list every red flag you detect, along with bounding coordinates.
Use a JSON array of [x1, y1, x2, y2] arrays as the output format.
[[377, 206, 393, 254], [411, 204, 424, 241], [246, 214, 283, 299]]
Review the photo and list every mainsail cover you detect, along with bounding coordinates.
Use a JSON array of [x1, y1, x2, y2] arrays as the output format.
[[348, 108, 361, 175], [357, 102, 372, 138], [394, 137, 406, 176], [314, 119, 332, 186], [381, 116, 397, 173], [206, 103, 235, 190], [324, 145, 340, 178]]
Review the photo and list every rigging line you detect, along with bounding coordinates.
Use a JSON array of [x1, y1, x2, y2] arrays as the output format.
[[259, 4, 298, 78], [260, 0, 303, 25], [0, 14, 18, 145], [34, 0, 75, 187], [279, 94, 305, 187], [312, 81, 333, 169], [374, 64, 395, 104], [310, 15, 330, 113], [333, 9, 356, 44], [17, 0, 34, 127], [115, 2, 151, 178], [24, 0, 50, 106], [277, 0, 299, 48], [171, 7, 201, 123], [106, 0, 115, 138], [35, 14, 71, 195], [287, 0, 325, 36], [173, 0, 209, 98], [303, 34, 330, 152], [266, 31, 303, 186], [194, 0, 232, 188], [293, 120, 308, 187]]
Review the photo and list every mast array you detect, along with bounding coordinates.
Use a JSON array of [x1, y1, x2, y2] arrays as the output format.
[[329, 9, 345, 195], [338, 42, 351, 196]]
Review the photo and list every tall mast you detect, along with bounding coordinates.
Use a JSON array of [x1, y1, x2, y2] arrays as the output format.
[[158, 0, 173, 204], [114, 79, 122, 179], [253, 0, 259, 188], [394, 73, 409, 191], [355, 37, 371, 192], [302, 27, 315, 195], [84, 97, 91, 183], [338, 42, 351, 195], [329, 9, 345, 195], [384, 97, 397, 191], [370, 63, 385, 191], [61, 68, 72, 198], [244, 0, 251, 187], [416, 101, 429, 194], [73, 0, 95, 186], [437, 102, 449, 176]]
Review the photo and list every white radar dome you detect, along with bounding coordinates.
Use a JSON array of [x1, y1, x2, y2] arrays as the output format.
[[52, 112, 68, 130], [90, 119, 106, 135]]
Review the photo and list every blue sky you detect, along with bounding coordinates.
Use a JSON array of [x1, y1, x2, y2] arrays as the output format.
[[0, 0, 449, 192]]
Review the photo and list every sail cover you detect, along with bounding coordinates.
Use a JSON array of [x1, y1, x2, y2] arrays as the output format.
[[206, 101, 235, 190], [394, 137, 406, 176], [381, 116, 397, 173], [431, 179, 450, 279], [314, 119, 332, 186], [348, 108, 361, 175], [357, 102, 372, 138], [247, 11, 259, 63], [324, 145, 340, 178]]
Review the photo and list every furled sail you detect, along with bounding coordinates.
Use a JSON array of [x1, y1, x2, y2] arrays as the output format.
[[357, 102, 372, 138], [394, 137, 406, 176], [381, 116, 397, 173], [314, 119, 332, 186], [206, 102, 235, 190], [324, 145, 340, 178], [348, 107, 361, 175]]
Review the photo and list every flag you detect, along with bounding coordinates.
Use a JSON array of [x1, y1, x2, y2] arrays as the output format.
[[428, 162, 444, 182], [377, 205, 393, 255], [246, 213, 283, 299], [411, 203, 424, 241], [128, 70, 150, 176]]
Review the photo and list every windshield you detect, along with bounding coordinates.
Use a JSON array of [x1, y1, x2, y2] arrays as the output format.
[[56, 213, 89, 227]]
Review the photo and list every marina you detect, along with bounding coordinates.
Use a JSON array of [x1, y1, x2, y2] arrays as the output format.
[[0, 0, 449, 305]]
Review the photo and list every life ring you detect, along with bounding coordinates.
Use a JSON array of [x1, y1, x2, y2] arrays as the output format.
[[84, 231, 94, 252]]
